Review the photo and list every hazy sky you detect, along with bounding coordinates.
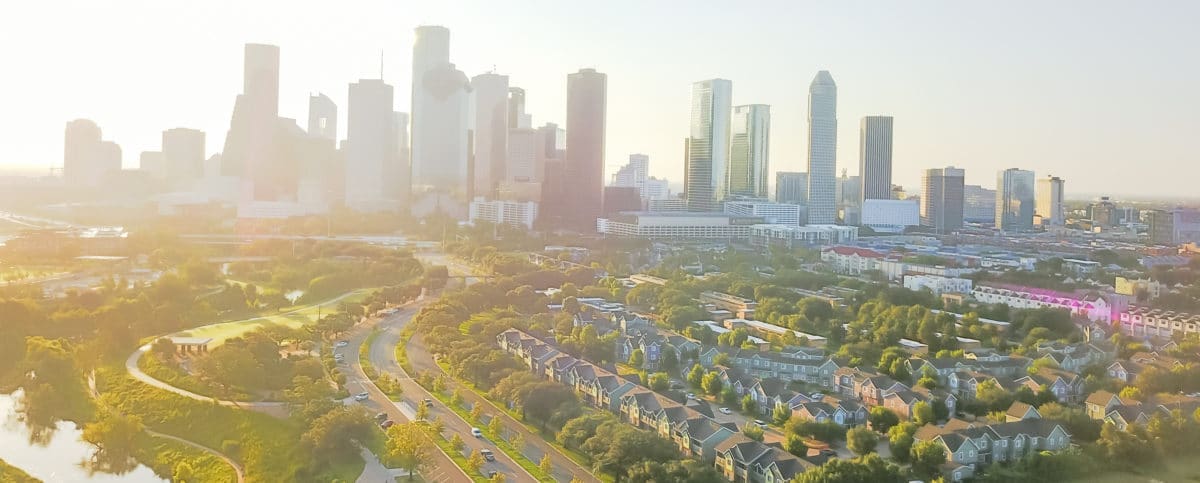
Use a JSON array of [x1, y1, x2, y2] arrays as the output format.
[[2, 0, 1198, 197]]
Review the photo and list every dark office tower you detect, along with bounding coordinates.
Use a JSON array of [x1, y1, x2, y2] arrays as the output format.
[[859, 116, 893, 203], [565, 68, 607, 230], [162, 128, 205, 185], [775, 171, 808, 203], [64, 119, 102, 185], [920, 166, 965, 232], [307, 93, 337, 144], [508, 87, 530, 129], [603, 186, 643, 217], [684, 79, 732, 211], [996, 168, 1036, 231]]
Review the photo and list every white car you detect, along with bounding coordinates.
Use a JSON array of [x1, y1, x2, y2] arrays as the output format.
[[335, 341, 349, 348], [354, 392, 370, 401], [754, 419, 768, 429], [686, 392, 696, 400], [719, 407, 732, 414], [471, 427, 483, 438]]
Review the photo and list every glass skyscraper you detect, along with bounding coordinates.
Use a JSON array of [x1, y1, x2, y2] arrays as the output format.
[[807, 71, 838, 224], [684, 79, 732, 211], [728, 104, 770, 199]]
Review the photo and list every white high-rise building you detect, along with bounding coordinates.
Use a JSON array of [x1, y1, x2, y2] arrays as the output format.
[[471, 73, 509, 197], [728, 105, 770, 198], [996, 168, 1036, 231], [410, 26, 470, 198], [469, 197, 538, 229], [724, 200, 801, 225], [162, 127, 205, 184], [345, 79, 395, 211], [684, 79, 732, 211], [859, 116, 893, 203], [643, 177, 670, 201], [506, 127, 538, 183], [807, 71, 838, 224], [611, 153, 649, 192], [1036, 175, 1066, 226]]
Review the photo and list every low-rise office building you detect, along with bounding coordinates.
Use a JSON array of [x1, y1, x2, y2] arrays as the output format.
[[596, 212, 763, 239]]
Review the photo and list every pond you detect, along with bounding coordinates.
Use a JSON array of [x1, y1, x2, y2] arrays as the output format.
[[0, 392, 166, 482]]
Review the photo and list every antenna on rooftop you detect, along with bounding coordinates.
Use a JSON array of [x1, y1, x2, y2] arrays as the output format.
[[380, 48, 385, 79]]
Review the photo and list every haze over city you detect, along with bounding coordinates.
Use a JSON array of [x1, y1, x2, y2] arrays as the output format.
[[3, 0, 1199, 197]]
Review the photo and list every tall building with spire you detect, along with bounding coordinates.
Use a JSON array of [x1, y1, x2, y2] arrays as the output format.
[[683, 79, 732, 211], [728, 104, 770, 199], [565, 68, 607, 230], [807, 71, 838, 224], [859, 116, 893, 203]]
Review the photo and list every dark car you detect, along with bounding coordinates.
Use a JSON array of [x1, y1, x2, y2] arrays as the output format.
[[423, 398, 434, 407], [380, 420, 395, 429], [480, 448, 495, 462], [375, 412, 388, 421]]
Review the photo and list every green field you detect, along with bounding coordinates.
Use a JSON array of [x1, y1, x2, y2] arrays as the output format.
[[176, 288, 373, 346]]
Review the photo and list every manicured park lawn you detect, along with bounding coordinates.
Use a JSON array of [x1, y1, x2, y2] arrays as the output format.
[[176, 288, 373, 346]]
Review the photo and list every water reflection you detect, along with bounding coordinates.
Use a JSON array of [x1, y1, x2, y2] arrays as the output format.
[[1, 392, 165, 482]]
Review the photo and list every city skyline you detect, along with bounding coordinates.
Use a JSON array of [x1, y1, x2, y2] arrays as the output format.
[[3, 1, 1199, 198]]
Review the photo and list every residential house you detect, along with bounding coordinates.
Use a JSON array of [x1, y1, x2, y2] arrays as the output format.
[[833, 366, 909, 406], [715, 435, 814, 483], [915, 418, 1072, 481], [544, 353, 579, 384], [1015, 367, 1085, 403], [1004, 401, 1041, 422], [673, 416, 737, 461]]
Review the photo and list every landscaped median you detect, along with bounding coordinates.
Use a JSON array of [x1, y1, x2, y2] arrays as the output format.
[[360, 328, 404, 398], [419, 377, 555, 482]]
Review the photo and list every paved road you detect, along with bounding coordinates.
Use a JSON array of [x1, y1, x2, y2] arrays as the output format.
[[405, 332, 601, 483], [353, 304, 537, 483], [339, 305, 471, 483]]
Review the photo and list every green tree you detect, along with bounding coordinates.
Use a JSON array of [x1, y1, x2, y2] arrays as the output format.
[[712, 352, 732, 367], [470, 404, 482, 422], [562, 296, 581, 315], [539, 454, 553, 475], [742, 424, 765, 442], [912, 401, 935, 426], [172, 462, 195, 483], [628, 349, 645, 369], [887, 423, 918, 464], [488, 415, 504, 438], [847, 426, 880, 456], [416, 401, 430, 421], [868, 407, 900, 433], [721, 387, 739, 406], [466, 449, 485, 474], [741, 395, 758, 415], [687, 364, 705, 388], [794, 454, 905, 483], [910, 440, 947, 478], [301, 407, 377, 464], [510, 432, 524, 450], [81, 410, 143, 473], [449, 433, 464, 452], [701, 371, 723, 395], [785, 433, 808, 457], [648, 372, 670, 392], [773, 404, 792, 426]]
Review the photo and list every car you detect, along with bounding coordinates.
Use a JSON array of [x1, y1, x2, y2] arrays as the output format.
[[719, 407, 732, 414], [754, 419, 768, 429], [686, 392, 696, 400], [480, 449, 495, 461], [488, 471, 498, 478], [375, 412, 388, 421], [471, 427, 483, 438], [810, 392, 823, 400], [354, 392, 369, 401], [335, 341, 349, 348], [380, 420, 395, 429], [423, 398, 434, 407]]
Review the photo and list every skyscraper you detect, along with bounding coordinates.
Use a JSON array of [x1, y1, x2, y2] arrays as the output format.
[[611, 154, 649, 191], [506, 127, 538, 183], [410, 26, 470, 198], [565, 68, 607, 229], [63, 119, 103, 185], [683, 79, 732, 211], [471, 73, 510, 197], [242, 43, 280, 200], [728, 105, 770, 199], [507, 87, 531, 129], [775, 171, 808, 203], [859, 116, 893, 203], [387, 111, 410, 203], [162, 128, 205, 185], [964, 185, 996, 224], [1036, 175, 1065, 226], [920, 166, 965, 232], [345, 79, 395, 211], [807, 71, 838, 224], [996, 168, 1036, 231], [307, 93, 337, 143]]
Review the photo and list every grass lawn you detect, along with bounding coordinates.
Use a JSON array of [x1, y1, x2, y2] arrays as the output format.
[[176, 288, 373, 347], [134, 432, 239, 482], [0, 458, 39, 483], [1081, 456, 1200, 483], [97, 366, 362, 483]]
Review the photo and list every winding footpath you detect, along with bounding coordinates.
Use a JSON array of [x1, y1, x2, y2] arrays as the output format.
[[87, 373, 246, 483]]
